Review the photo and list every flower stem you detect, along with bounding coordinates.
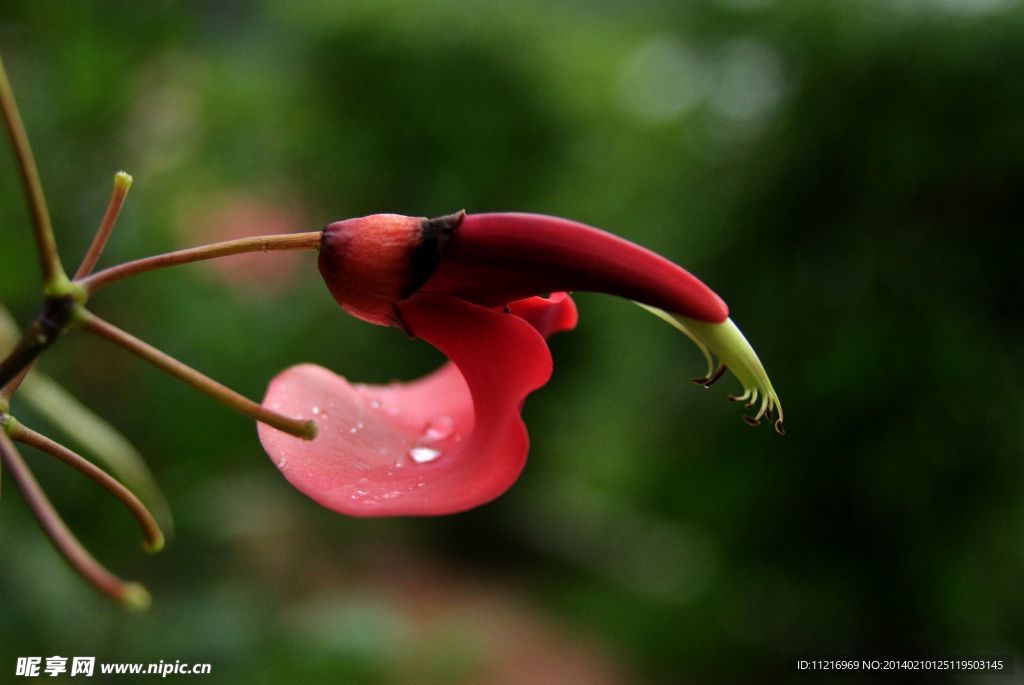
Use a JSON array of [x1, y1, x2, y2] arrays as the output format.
[[6, 417, 164, 553], [74, 171, 134, 279], [78, 231, 322, 296], [77, 309, 317, 440], [0, 430, 150, 609], [0, 296, 78, 390], [0, 362, 34, 403], [0, 54, 69, 293]]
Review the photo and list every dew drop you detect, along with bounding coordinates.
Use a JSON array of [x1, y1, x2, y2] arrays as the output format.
[[381, 490, 401, 500], [276, 455, 289, 470], [422, 416, 454, 442], [370, 399, 382, 409], [355, 478, 371, 496], [311, 405, 321, 415], [408, 446, 442, 464]]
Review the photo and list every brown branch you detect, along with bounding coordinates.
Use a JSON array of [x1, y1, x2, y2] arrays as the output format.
[[78, 231, 322, 295], [8, 418, 164, 552], [0, 54, 67, 290], [77, 309, 317, 440], [74, 171, 134, 279], [0, 430, 150, 608]]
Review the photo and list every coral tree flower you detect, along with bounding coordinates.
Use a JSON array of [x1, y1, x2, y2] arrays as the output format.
[[259, 211, 782, 516]]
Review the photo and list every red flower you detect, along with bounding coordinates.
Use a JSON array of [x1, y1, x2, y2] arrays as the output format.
[[259, 212, 782, 516]]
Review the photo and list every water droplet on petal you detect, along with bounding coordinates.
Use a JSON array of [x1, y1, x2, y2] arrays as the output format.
[[276, 455, 289, 470], [355, 478, 371, 496], [381, 490, 401, 500], [370, 399, 382, 409], [409, 446, 442, 464], [311, 405, 321, 415], [422, 416, 454, 441]]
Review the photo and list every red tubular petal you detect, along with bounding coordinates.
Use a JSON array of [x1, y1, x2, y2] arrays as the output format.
[[421, 213, 729, 323], [258, 294, 577, 516]]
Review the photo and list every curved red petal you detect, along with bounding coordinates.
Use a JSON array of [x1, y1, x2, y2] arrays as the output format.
[[421, 212, 729, 323], [504, 291, 579, 338], [258, 294, 576, 516]]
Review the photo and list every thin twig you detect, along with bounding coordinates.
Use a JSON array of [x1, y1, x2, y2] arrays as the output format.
[[0, 362, 33, 402], [74, 171, 134, 279], [78, 231, 322, 295], [8, 418, 164, 552], [0, 430, 150, 608], [77, 310, 317, 440], [0, 296, 77, 389], [0, 54, 67, 290]]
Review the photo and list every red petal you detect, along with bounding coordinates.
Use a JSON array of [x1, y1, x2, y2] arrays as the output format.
[[422, 212, 729, 323], [258, 294, 577, 516]]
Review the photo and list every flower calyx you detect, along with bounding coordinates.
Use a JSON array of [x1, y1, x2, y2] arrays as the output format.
[[318, 210, 465, 327]]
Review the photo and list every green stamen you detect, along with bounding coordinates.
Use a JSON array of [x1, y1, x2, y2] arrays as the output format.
[[637, 303, 785, 435]]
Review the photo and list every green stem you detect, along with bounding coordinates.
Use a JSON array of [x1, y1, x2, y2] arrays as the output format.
[[77, 309, 317, 440], [0, 53, 68, 292]]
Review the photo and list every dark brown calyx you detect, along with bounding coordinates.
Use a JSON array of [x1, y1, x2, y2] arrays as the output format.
[[407, 210, 464, 297]]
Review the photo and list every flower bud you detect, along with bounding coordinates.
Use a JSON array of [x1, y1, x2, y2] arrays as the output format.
[[318, 211, 463, 326]]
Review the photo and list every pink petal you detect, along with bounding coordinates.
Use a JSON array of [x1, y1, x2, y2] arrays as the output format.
[[258, 293, 577, 516]]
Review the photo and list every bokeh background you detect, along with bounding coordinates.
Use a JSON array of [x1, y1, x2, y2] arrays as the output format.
[[2, 1, 1023, 683]]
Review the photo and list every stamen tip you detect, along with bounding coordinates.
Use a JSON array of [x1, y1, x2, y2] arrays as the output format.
[[114, 170, 134, 190], [301, 420, 318, 440], [774, 419, 785, 436], [143, 531, 165, 554], [704, 364, 727, 388], [120, 583, 152, 611], [742, 415, 761, 427]]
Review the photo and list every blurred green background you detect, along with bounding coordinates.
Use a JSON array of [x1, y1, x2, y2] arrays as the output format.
[[2, 1, 1023, 682]]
